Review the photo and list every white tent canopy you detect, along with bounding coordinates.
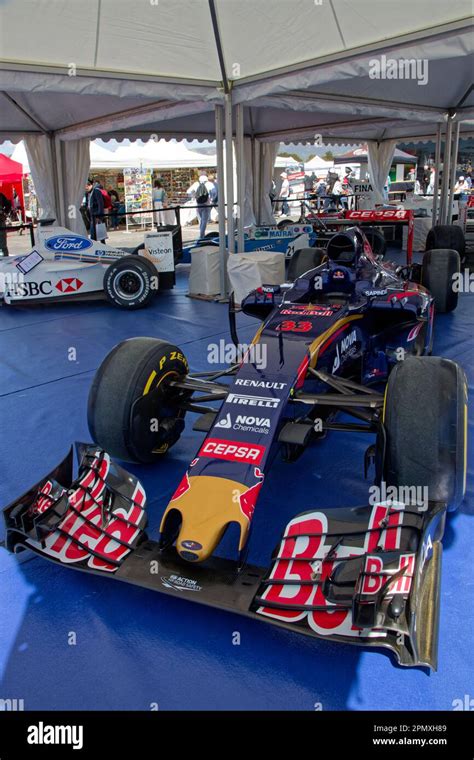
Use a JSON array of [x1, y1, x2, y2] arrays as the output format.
[[0, 0, 472, 145], [304, 155, 334, 172]]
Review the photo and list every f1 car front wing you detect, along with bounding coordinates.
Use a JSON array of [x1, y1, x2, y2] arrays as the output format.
[[2, 445, 445, 669]]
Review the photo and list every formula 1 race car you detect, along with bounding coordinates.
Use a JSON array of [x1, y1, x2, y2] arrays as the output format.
[[3, 226, 467, 669], [0, 219, 180, 308]]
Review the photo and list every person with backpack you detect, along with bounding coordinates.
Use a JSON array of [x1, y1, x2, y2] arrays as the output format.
[[187, 173, 217, 238]]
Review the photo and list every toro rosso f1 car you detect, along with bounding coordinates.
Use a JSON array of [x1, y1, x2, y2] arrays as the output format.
[[0, 219, 179, 309], [3, 227, 467, 669]]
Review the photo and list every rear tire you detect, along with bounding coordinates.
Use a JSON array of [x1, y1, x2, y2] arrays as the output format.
[[422, 248, 460, 313], [88, 338, 189, 463], [383, 356, 467, 512], [104, 255, 157, 309], [426, 225, 465, 260]]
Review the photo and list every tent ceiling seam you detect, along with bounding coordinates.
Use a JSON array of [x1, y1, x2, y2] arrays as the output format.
[[93, 0, 102, 68], [328, 0, 346, 49], [0, 92, 49, 133]]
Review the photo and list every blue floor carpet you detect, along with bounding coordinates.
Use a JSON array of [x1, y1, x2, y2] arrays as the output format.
[[0, 264, 473, 711]]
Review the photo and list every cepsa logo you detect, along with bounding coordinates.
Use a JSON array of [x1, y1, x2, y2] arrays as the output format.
[[199, 438, 265, 465], [45, 235, 92, 252]]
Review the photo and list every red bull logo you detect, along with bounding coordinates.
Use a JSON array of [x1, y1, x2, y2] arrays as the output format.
[[238, 467, 264, 521]]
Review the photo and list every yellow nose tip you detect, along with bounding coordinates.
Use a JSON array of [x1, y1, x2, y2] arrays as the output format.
[[160, 475, 252, 563]]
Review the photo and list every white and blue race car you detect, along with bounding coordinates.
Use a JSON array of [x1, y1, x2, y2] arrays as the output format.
[[0, 221, 178, 309]]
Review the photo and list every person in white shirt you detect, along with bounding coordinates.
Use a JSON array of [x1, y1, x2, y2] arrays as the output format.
[[454, 176, 469, 194], [187, 174, 217, 238]]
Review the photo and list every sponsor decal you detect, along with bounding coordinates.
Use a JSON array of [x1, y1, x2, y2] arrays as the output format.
[[181, 540, 203, 551], [161, 574, 202, 592], [359, 553, 415, 595], [216, 412, 271, 435], [257, 502, 405, 638], [364, 289, 388, 297], [199, 438, 265, 465], [234, 378, 286, 390], [332, 329, 357, 372], [227, 393, 280, 409], [6, 280, 52, 298], [332, 269, 346, 280], [55, 277, 84, 293], [30, 453, 146, 573], [352, 182, 374, 195], [281, 304, 336, 317], [238, 467, 264, 520], [45, 235, 92, 252], [346, 209, 409, 221]]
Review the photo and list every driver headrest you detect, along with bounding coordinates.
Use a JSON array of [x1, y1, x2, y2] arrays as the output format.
[[326, 230, 360, 266]]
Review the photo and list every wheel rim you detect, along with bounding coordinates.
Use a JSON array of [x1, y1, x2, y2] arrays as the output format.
[[113, 269, 145, 300]]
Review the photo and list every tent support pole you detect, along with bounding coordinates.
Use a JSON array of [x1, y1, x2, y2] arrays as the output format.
[[235, 103, 245, 252], [448, 121, 461, 225], [439, 116, 453, 225], [51, 135, 65, 226], [215, 104, 227, 298], [432, 123, 442, 224], [224, 92, 235, 255]]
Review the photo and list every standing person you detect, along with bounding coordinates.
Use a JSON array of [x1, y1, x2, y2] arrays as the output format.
[[331, 176, 344, 208], [85, 178, 105, 242], [152, 179, 167, 226], [187, 173, 216, 239], [426, 167, 436, 195], [0, 192, 12, 257], [279, 172, 290, 216], [108, 188, 120, 230]]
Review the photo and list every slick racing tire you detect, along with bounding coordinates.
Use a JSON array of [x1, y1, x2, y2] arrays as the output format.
[[104, 256, 157, 309], [383, 356, 467, 512], [421, 248, 460, 313], [287, 247, 326, 281], [361, 226, 387, 258], [426, 225, 465, 261], [88, 338, 190, 463]]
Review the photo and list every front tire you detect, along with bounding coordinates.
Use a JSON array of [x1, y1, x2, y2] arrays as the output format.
[[88, 338, 189, 463], [383, 356, 467, 512], [104, 255, 157, 309]]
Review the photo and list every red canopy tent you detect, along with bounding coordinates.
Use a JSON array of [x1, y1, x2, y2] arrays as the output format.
[[0, 153, 24, 181], [0, 153, 26, 215]]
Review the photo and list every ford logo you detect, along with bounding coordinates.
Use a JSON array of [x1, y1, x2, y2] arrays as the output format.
[[45, 235, 92, 252]]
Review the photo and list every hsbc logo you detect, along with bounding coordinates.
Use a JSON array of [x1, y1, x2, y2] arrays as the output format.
[[227, 393, 280, 409], [6, 281, 52, 298], [199, 438, 265, 465], [55, 277, 84, 293]]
